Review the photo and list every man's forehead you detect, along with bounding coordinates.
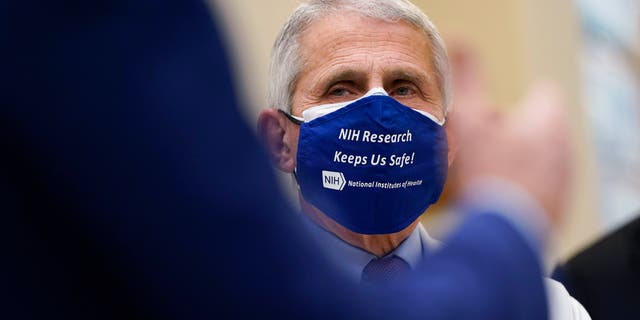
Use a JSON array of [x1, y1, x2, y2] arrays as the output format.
[[296, 14, 431, 70], [298, 12, 425, 49]]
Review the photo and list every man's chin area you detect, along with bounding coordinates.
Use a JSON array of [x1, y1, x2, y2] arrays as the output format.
[[298, 195, 420, 257]]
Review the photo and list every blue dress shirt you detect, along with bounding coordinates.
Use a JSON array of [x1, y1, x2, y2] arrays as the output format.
[[303, 216, 439, 282]]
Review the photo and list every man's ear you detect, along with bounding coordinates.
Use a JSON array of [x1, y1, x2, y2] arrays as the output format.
[[257, 109, 296, 173], [444, 116, 458, 167]]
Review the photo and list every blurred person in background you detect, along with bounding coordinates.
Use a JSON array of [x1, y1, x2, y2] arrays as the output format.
[[553, 214, 640, 319], [258, 1, 589, 319]]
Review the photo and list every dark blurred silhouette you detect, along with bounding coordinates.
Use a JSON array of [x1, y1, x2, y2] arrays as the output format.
[[1, 0, 554, 319], [554, 214, 640, 320]]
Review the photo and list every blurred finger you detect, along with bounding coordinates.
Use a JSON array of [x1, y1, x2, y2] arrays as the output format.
[[515, 81, 568, 139], [448, 44, 501, 146]]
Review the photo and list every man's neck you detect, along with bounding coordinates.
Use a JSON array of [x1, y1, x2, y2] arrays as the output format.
[[299, 195, 419, 257]]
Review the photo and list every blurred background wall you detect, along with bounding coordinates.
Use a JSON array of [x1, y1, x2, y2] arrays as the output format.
[[212, 0, 639, 265]]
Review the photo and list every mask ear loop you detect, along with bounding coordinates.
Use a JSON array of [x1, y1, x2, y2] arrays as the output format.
[[278, 109, 303, 125]]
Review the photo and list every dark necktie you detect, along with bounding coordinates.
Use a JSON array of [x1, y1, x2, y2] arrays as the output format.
[[361, 255, 411, 285]]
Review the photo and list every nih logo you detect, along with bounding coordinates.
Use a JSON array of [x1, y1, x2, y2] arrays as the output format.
[[322, 170, 346, 191]]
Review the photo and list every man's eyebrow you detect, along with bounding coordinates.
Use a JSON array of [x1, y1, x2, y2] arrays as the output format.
[[385, 69, 432, 87], [322, 69, 367, 86]]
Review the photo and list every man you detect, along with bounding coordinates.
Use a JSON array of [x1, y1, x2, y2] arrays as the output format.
[[258, 0, 455, 273], [258, 0, 589, 318]]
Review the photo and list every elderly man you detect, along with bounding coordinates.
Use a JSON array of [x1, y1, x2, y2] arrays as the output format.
[[258, 0, 589, 318], [260, 0, 451, 264]]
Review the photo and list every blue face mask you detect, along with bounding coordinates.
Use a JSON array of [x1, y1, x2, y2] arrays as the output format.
[[285, 88, 448, 235]]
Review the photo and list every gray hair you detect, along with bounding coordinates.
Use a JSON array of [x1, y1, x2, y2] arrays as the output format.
[[267, 0, 451, 115]]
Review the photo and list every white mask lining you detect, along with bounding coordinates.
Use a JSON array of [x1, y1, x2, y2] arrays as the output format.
[[297, 87, 445, 126]]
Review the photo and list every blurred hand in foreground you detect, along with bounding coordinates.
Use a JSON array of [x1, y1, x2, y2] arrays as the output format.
[[448, 46, 573, 225]]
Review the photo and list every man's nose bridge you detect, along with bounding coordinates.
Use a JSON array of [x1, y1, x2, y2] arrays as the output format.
[[367, 73, 385, 92]]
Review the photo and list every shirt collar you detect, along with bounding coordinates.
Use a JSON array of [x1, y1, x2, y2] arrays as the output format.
[[302, 216, 429, 282]]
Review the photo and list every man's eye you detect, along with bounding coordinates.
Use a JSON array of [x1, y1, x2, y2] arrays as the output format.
[[329, 88, 350, 97], [392, 86, 414, 96]]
